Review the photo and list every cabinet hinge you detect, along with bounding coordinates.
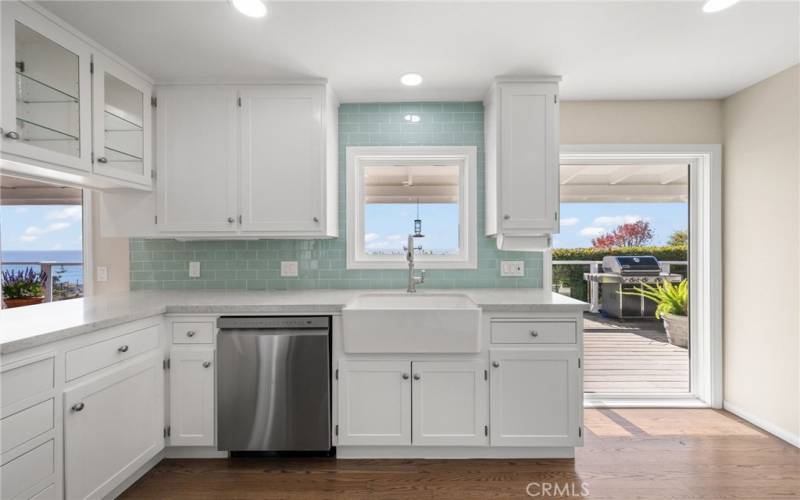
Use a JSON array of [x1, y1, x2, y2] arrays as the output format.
[[555, 211, 558, 221], [578, 427, 582, 437], [151, 96, 157, 108], [335, 425, 339, 436], [578, 358, 581, 368], [15, 60, 25, 73], [90, 61, 94, 74], [151, 170, 157, 180], [484, 425, 488, 436], [554, 94, 558, 104], [484, 369, 488, 381], [155, 215, 158, 225], [91, 152, 95, 164], [237, 96, 242, 107], [335, 369, 338, 380], [163, 426, 171, 438], [163, 358, 170, 370]]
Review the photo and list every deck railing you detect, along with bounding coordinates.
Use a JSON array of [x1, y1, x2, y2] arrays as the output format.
[[1, 261, 84, 303], [552, 260, 687, 312]]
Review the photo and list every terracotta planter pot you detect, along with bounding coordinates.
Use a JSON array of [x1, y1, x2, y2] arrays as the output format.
[[3, 296, 45, 309], [662, 313, 689, 348]]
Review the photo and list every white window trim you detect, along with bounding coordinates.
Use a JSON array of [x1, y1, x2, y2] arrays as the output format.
[[346, 146, 478, 270], [560, 144, 723, 409]]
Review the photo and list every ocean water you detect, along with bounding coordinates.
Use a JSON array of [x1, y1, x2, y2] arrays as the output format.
[[1, 250, 83, 285]]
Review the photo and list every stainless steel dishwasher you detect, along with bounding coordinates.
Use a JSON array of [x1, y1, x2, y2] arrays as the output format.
[[216, 316, 331, 452]]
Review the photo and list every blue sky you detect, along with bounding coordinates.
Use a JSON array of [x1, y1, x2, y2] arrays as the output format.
[[1, 205, 83, 251], [553, 202, 688, 248], [365, 203, 459, 254]]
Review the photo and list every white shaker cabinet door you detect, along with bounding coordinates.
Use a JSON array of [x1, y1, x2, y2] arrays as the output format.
[[238, 86, 324, 235], [169, 347, 215, 447], [411, 361, 489, 446], [156, 86, 238, 233], [489, 349, 580, 447], [63, 353, 164, 500], [337, 360, 411, 446]]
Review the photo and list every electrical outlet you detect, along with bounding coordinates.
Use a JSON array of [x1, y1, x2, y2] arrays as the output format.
[[189, 261, 201, 278], [96, 266, 108, 282], [501, 261, 525, 277], [281, 261, 299, 277]]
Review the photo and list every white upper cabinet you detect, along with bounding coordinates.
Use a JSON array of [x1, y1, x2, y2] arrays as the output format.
[[239, 86, 336, 236], [484, 77, 560, 249], [91, 54, 152, 186], [156, 86, 239, 233], [0, 1, 92, 172], [152, 83, 338, 238]]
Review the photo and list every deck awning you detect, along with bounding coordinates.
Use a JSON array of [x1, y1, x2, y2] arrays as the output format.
[[560, 164, 688, 203]]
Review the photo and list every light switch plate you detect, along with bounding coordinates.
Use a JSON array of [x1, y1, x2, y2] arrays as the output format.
[[281, 261, 299, 277], [501, 260, 525, 277], [96, 266, 108, 282], [189, 261, 201, 278]]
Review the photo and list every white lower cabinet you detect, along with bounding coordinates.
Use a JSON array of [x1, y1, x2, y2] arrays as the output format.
[[337, 360, 411, 446], [337, 360, 488, 447], [63, 353, 164, 499], [412, 361, 488, 446], [489, 349, 581, 447], [169, 347, 215, 446]]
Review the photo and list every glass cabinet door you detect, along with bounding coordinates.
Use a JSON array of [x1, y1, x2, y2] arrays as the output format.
[[92, 55, 152, 185], [1, 2, 92, 171]]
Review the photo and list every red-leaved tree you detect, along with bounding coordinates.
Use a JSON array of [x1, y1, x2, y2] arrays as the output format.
[[592, 220, 654, 248]]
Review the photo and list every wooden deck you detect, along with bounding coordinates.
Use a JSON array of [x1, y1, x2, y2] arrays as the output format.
[[583, 313, 690, 394]]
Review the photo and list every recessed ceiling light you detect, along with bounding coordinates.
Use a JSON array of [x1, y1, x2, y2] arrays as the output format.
[[400, 73, 423, 86], [702, 0, 740, 13], [230, 0, 267, 18]]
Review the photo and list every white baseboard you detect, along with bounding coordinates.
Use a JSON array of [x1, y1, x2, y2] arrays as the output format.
[[585, 397, 707, 408], [165, 446, 229, 459], [336, 446, 575, 459], [723, 400, 800, 448]]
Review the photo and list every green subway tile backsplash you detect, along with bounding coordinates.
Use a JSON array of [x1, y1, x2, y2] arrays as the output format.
[[129, 102, 544, 290]]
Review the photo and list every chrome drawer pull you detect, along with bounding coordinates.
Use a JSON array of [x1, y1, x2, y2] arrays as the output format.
[[186, 330, 196, 337], [492, 361, 500, 368], [71, 402, 85, 412], [402, 373, 410, 380], [203, 361, 211, 368], [530, 330, 539, 337], [118, 345, 129, 353], [413, 373, 421, 381]]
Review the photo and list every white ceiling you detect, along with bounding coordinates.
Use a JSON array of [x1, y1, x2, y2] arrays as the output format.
[[41, 1, 799, 102]]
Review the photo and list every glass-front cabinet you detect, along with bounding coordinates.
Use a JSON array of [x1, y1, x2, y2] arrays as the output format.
[[1, 2, 93, 171], [92, 55, 152, 185]]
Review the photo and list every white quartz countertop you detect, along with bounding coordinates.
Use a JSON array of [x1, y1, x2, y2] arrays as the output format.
[[0, 289, 587, 354]]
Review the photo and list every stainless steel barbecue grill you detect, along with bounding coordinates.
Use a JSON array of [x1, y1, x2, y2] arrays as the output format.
[[584, 256, 682, 319]]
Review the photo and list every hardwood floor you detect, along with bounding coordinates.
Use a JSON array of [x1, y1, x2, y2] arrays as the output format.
[[583, 314, 689, 394], [121, 410, 799, 499]]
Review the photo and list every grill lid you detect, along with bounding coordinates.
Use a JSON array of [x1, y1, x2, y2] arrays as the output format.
[[602, 255, 662, 275]]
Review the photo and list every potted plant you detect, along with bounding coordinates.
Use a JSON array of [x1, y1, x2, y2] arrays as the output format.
[[2, 268, 48, 309], [628, 280, 689, 348]]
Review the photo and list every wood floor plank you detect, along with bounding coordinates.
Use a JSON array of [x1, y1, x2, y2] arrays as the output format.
[[120, 409, 800, 500]]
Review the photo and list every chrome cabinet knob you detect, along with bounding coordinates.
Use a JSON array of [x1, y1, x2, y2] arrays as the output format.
[[97, 156, 108, 163], [186, 330, 196, 337], [118, 345, 129, 353], [4, 131, 19, 140], [530, 330, 539, 337], [503, 214, 511, 220], [313, 217, 319, 222], [402, 373, 409, 380], [202, 361, 211, 368], [492, 361, 500, 368], [413, 373, 421, 381], [227, 217, 235, 223], [71, 402, 85, 412]]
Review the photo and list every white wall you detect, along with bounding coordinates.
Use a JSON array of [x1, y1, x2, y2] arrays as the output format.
[[91, 195, 129, 294], [721, 64, 800, 445]]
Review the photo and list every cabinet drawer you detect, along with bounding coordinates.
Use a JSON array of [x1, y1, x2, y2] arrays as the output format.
[[65, 325, 160, 381], [0, 439, 54, 500], [0, 399, 54, 454], [490, 320, 576, 344], [172, 322, 214, 344], [1, 355, 54, 411]]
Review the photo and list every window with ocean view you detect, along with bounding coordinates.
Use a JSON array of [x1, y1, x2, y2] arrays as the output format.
[[1, 176, 84, 308]]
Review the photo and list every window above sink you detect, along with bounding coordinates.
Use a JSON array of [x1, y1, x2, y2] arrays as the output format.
[[346, 146, 477, 270]]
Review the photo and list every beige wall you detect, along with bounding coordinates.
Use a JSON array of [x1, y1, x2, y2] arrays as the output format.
[[90, 195, 129, 294], [561, 100, 723, 144], [722, 65, 800, 441]]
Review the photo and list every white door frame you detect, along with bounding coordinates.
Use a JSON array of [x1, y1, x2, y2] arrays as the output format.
[[556, 144, 722, 408]]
